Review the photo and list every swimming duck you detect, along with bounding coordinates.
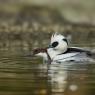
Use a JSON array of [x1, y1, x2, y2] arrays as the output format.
[[32, 33, 95, 63]]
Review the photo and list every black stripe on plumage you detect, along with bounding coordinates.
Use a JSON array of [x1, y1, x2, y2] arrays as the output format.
[[59, 47, 92, 56]]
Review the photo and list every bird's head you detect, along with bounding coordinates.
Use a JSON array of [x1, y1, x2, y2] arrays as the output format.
[[49, 33, 68, 52]]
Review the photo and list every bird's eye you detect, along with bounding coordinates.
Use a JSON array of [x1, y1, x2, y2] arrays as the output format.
[[52, 41, 58, 47], [63, 39, 68, 44]]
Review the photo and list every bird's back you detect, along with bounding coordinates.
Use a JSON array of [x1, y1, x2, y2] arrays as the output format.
[[52, 47, 95, 62]]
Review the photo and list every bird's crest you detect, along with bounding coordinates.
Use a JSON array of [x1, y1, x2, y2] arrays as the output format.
[[51, 32, 65, 42]]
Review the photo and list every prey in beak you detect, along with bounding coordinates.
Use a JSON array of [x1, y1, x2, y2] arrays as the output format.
[[32, 48, 52, 64]]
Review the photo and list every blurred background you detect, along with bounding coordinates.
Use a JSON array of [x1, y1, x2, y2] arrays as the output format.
[[0, 0, 95, 51], [0, 1, 95, 95]]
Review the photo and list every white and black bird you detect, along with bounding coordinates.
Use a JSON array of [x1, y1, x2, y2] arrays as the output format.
[[32, 33, 95, 63]]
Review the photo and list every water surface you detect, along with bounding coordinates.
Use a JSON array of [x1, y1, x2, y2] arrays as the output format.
[[0, 44, 95, 95]]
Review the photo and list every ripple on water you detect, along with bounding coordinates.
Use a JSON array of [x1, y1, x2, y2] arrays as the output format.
[[0, 49, 95, 95]]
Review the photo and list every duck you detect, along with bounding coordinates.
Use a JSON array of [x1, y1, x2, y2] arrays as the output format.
[[32, 33, 95, 63]]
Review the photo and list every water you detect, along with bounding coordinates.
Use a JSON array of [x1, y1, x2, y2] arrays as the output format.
[[0, 45, 95, 95]]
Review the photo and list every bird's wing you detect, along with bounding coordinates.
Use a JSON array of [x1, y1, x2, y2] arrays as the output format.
[[68, 47, 93, 56], [68, 47, 90, 52]]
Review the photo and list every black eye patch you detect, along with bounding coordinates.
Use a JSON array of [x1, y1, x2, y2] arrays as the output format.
[[63, 39, 68, 44], [52, 41, 58, 47]]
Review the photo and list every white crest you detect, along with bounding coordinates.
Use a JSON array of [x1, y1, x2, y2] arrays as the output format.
[[50, 32, 65, 43]]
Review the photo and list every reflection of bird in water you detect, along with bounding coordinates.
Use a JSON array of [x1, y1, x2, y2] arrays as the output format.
[[48, 64, 67, 93], [32, 33, 95, 63]]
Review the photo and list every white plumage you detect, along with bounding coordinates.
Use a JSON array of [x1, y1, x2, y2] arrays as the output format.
[[34, 33, 95, 63]]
